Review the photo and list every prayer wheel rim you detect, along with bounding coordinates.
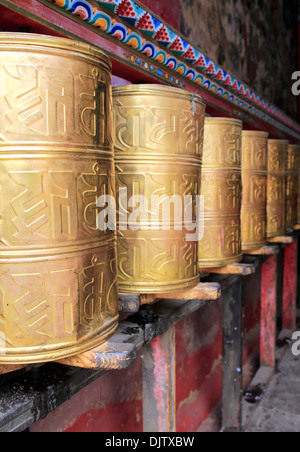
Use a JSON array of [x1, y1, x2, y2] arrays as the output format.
[[0, 32, 111, 70], [113, 83, 204, 105]]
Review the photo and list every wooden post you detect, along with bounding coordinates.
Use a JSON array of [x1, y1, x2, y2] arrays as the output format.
[[282, 240, 298, 332], [260, 256, 278, 368], [142, 327, 176, 432], [222, 276, 243, 432]]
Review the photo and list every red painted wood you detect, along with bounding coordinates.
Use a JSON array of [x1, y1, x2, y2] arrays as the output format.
[[30, 353, 143, 432], [140, 0, 181, 31], [142, 329, 175, 432], [175, 299, 223, 432], [282, 241, 298, 331], [242, 272, 261, 384], [260, 256, 277, 368], [0, 4, 65, 36]]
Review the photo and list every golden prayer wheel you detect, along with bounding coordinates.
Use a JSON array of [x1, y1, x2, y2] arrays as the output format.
[[266, 139, 289, 238], [286, 144, 299, 229], [113, 84, 205, 294], [0, 33, 118, 364], [198, 117, 243, 269], [241, 131, 268, 251]]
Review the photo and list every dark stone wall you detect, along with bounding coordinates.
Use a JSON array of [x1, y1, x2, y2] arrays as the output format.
[[180, 0, 299, 120]]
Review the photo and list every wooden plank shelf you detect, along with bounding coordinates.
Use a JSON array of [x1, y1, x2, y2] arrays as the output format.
[[207, 256, 259, 276], [118, 282, 221, 313], [268, 235, 296, 244], [58, 282, 222, 370], [243, 245, 280, 256]]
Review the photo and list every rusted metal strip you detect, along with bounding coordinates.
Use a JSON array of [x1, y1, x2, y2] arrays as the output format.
[[142, 327, 176, 432], [260, 256, 278, 368], [222, 276, 243, 432]]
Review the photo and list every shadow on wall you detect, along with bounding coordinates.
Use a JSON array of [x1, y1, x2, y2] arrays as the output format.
[[180, 0, 298, 121]]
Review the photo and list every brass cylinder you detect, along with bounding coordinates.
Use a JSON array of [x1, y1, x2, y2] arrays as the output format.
[[0, 33, 118, 364], [113, 84, 205, 294], [286, 144, 299, 229], [198, 118, 243, 269], [266, 139, 288, 238], [241, 131, 268, 251]]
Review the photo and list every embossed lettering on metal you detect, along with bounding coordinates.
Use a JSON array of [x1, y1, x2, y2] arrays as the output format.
[[0, 33, 118, 364], [241, 131, 268, 251], [113, 84, 206, 294], [286, 144, 299, 229], [266, 139, 289, 238], [198, 117, 243, 268]]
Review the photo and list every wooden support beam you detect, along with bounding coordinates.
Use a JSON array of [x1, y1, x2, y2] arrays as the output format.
[[222, 276, 243, 432], [208, 257, 259, 276], [268, 235, 296, 244], [140, 282, 221, 305], [260, 255, 278, 368], [56, 321, 144, 371], [142, 327, 176, 433], [119, 282, 221, 312], [282, 241, 298, 331], [244, 245, 280, 256]]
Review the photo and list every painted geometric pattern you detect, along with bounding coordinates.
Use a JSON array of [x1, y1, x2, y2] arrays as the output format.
[[45, 0, 300, 136]]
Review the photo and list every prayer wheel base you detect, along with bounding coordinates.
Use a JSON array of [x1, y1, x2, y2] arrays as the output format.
[[242, 241, 267, 253], [118, 275, 200, 296], [268, 236, 295, 244], [198, 254, 243, 272], [0, 316, 119, 366]]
